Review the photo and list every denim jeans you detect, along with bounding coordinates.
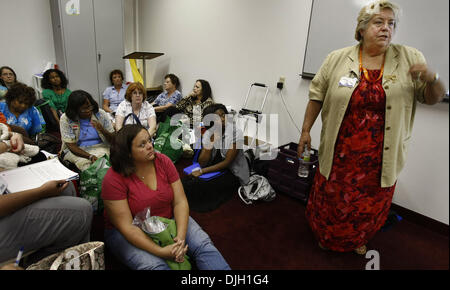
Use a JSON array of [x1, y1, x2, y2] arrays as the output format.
[[104, 216, 231, 270]]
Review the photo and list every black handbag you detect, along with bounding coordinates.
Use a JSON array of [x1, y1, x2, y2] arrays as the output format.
[[35, 99, 60, 133], [36, 132, 62, 154]]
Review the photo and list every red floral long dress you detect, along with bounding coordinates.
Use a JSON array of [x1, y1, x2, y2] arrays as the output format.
[[305, 70, 396, 252]]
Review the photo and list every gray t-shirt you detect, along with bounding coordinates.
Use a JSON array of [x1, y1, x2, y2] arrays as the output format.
[[207, 124, 250, 185]]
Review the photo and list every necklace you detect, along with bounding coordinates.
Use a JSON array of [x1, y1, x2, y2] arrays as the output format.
[[137, 163, 154, 181], [359, 46, 384, 82], [135, 170, 145, 180]]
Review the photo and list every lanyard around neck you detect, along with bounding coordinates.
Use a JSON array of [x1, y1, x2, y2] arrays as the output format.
[[359, 45, 384, 82]]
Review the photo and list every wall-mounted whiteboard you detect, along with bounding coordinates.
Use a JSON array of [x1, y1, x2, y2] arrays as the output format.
[[302, 0, 449, 90]]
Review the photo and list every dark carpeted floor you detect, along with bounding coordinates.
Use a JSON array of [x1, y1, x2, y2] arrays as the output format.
[[92, 158, 449, 270], [189, 192, 449, 270]]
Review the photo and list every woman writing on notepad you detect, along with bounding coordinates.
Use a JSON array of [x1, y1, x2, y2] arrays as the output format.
[[0, 179, 92, 267]]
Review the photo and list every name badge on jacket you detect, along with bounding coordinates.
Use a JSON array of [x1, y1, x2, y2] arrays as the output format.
[[71, 124, 79, 135], [339, 76, 358, 88]]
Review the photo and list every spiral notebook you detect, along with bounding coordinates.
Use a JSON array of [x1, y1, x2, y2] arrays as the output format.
[[183, 162, 225, 181]]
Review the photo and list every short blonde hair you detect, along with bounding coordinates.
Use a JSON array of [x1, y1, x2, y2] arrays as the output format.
[[355, 0, 401, 42], [125, 82, 146, 102]]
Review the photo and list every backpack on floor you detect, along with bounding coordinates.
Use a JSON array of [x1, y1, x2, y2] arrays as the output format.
[[238, 174, 276, 205], [36, 132, 62, 154], [35, 99, 59, 133]]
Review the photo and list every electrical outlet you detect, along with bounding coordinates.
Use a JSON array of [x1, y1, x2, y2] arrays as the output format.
[[277, 76, 285, 89]]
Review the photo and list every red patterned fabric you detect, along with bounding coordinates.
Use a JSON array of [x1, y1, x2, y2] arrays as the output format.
[[306, 70, 396, 252], [0, 112, 9, 128]]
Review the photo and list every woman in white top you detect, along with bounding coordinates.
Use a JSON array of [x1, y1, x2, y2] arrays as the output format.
[[115, 82, 157, 137]]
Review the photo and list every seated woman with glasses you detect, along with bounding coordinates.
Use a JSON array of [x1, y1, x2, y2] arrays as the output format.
[[0, 66, 18, 100], [60, 90, 115, 171], [115, 82, 156, 137]]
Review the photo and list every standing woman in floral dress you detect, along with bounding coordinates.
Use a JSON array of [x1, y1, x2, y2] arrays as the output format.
[[298, 0, 446, 254]]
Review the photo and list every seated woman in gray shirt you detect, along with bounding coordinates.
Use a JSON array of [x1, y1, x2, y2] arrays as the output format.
[[182, 103, 250, 212], [0, 180, 92, 268]]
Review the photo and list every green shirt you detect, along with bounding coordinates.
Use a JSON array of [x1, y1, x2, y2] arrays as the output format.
[[42, 88, 72, 112], [310, 43, 427, 187]]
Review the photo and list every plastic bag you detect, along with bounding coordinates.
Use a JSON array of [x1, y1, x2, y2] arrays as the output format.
[[153, 116, 184, 163], [79, 155, 110, 214], [132, 207, 191, 270]]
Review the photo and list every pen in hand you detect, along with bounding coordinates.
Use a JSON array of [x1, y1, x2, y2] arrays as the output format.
[[57, 180, 69, 187], [14, 246, 24, 267]]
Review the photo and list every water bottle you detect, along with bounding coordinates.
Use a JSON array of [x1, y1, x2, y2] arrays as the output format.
[[298, 144, 310, 178], [199, 121, 206, 135]]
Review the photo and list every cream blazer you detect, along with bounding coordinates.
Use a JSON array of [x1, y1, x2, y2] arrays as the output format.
[[309, 43, 427, 187]]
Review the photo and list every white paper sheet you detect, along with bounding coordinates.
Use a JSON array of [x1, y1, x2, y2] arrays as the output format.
[[0, 159, 78, 194]]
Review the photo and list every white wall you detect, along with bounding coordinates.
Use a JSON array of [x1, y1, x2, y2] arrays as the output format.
[[135, 0, 449, 224], [1, 0, 448, 224], [137, 0, 316, 143], [0, 0, 55, 87], [394, 102, 449, 222], [123, 0, 136, 55]]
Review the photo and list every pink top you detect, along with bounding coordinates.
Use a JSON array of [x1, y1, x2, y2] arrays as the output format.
[[101, 153, 179, 230]]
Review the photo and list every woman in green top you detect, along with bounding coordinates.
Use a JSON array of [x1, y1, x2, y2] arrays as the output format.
[[41, 68, 71, 124]]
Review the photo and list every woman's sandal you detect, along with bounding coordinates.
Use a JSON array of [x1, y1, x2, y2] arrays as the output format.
[[354, 245, 367, 255], [319, 242, 367, 255]]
